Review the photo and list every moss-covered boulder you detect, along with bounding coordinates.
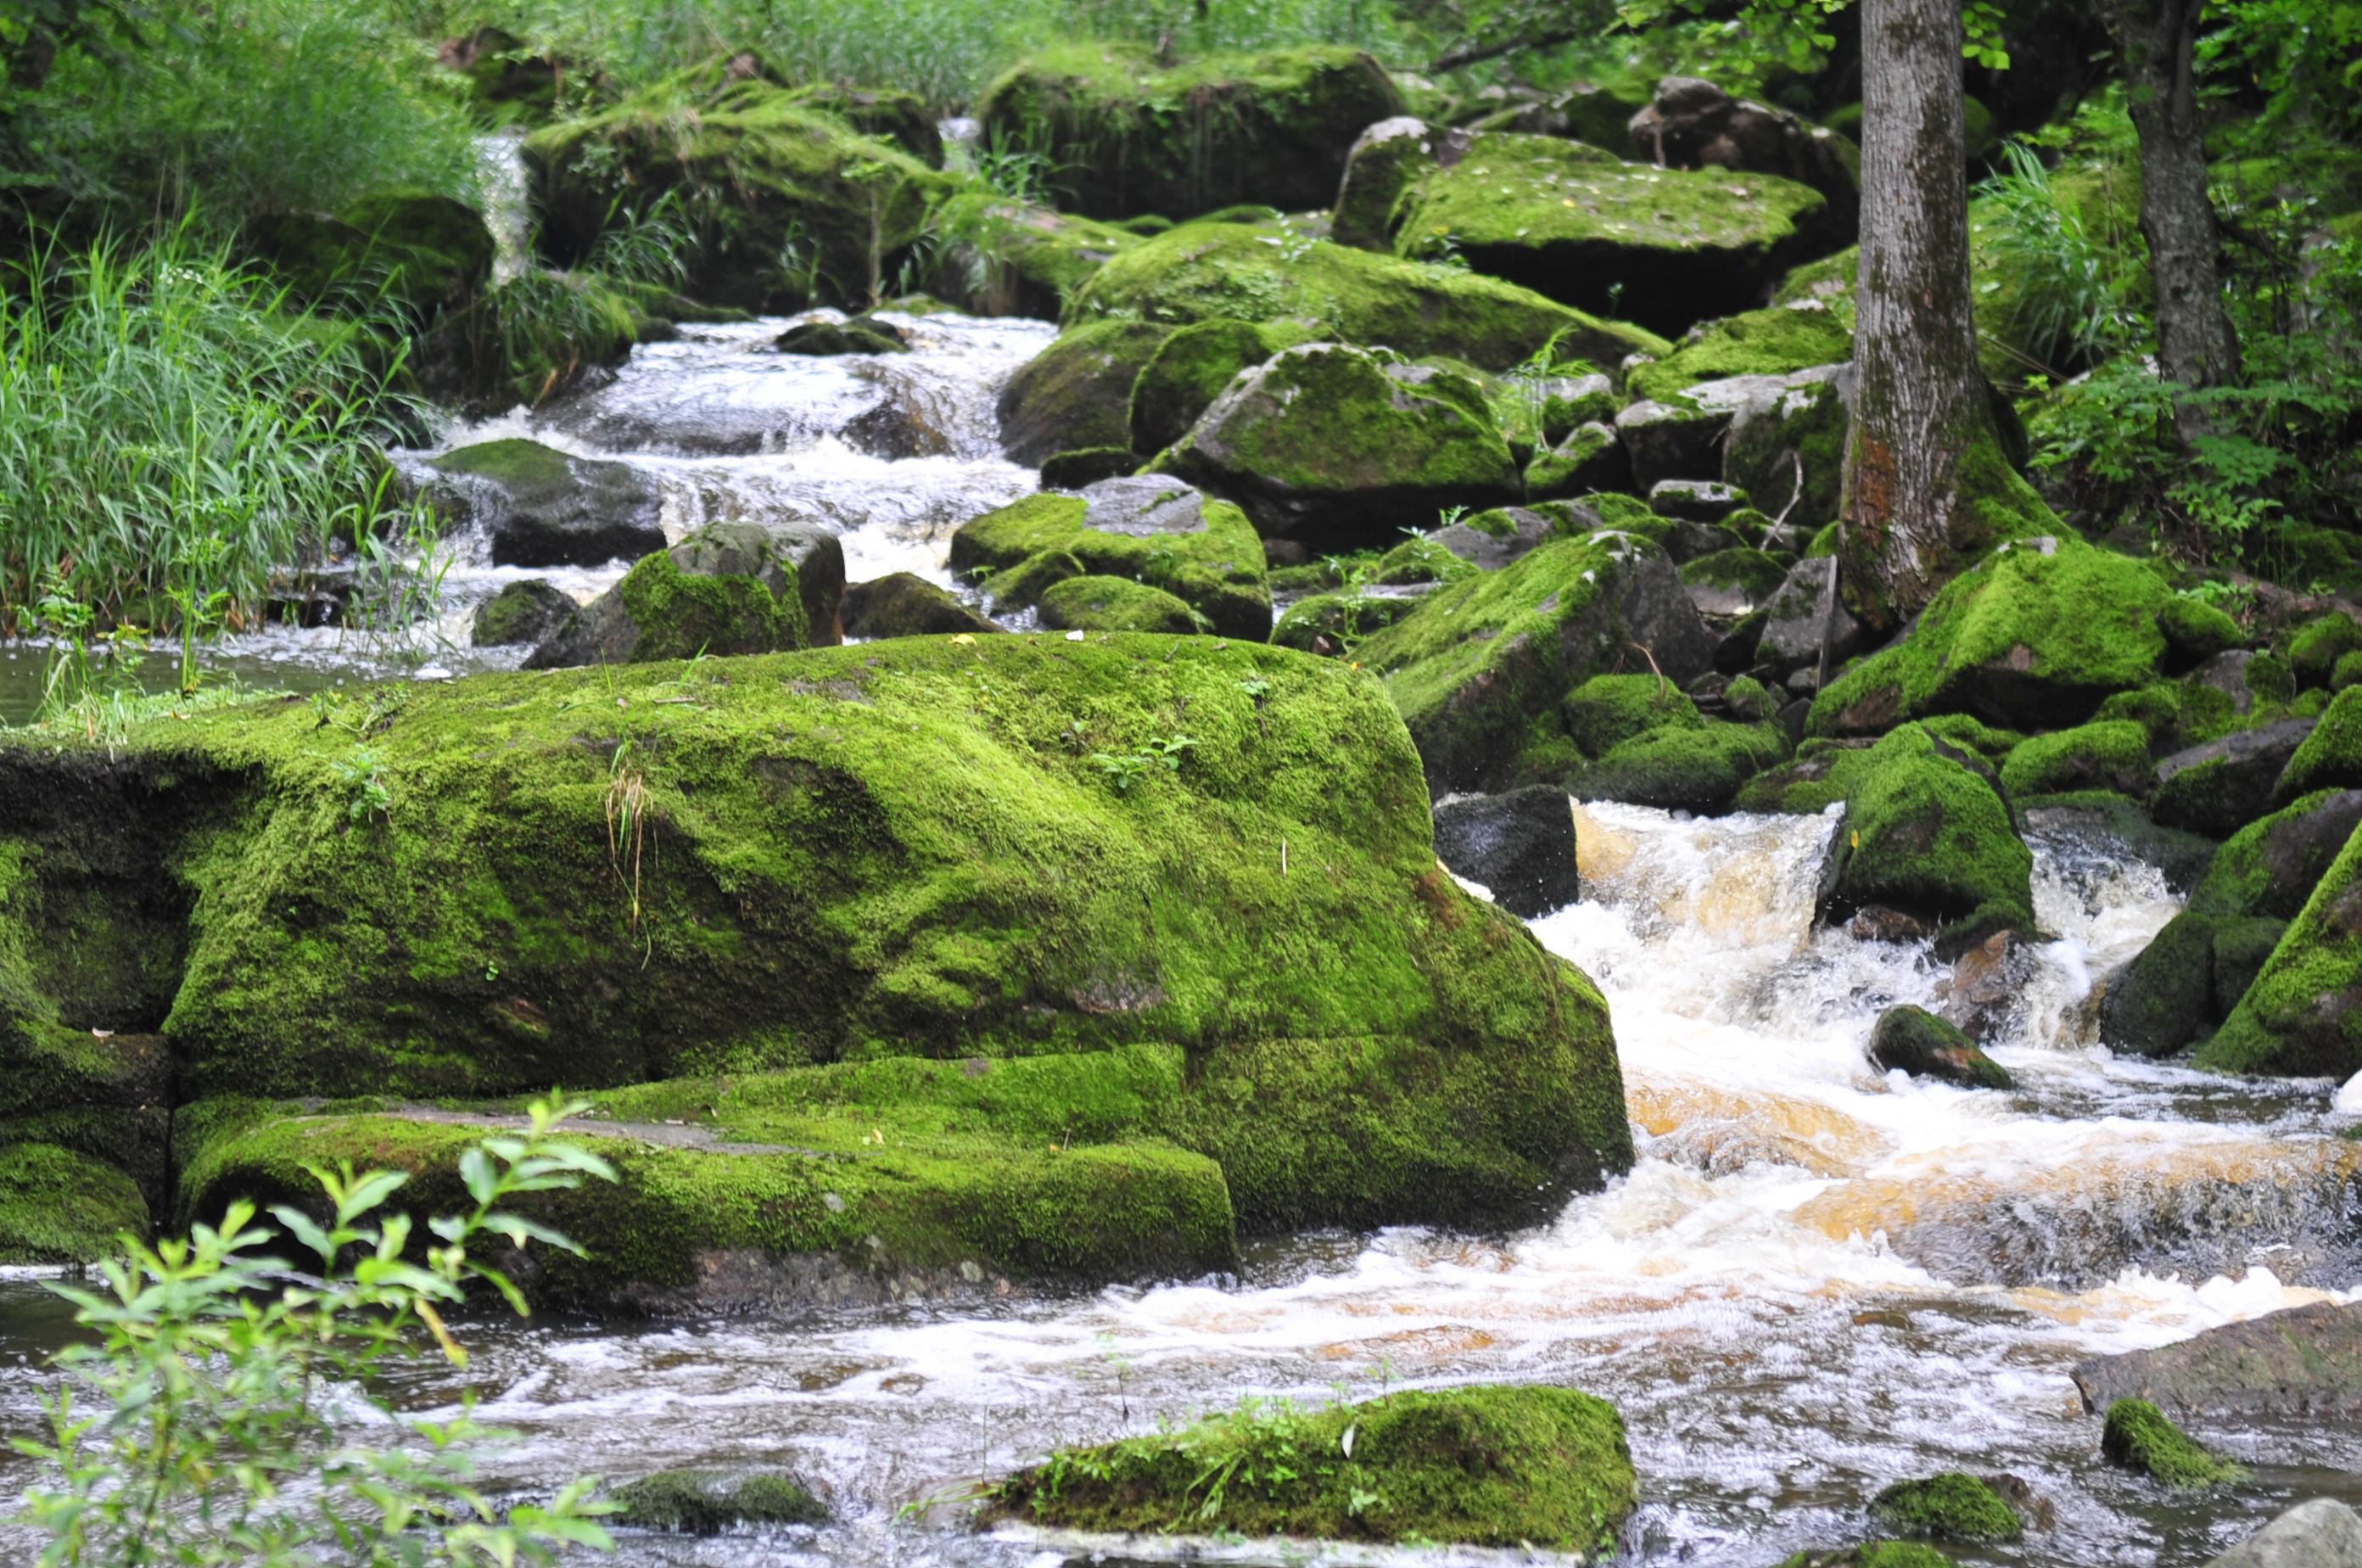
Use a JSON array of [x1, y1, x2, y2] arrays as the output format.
[[979, 44, 1404, 221], [1722, 367, 1851, 532], [244, 191, 496, 320], [523, 65, 949, 309], [1868, 1005, 2012, 1089], [471, 580, 578, 647], [1386, 132, 1832, 335], [526, 523, 820, 668], [1158, 344, 1520, 550], [2196, 810, 2362, 1077], [1998, 720, 2152, 798], [1038, 575, 1204, 633], [2101, 1399, 2248, 1487], [841, 573, 1000, 638], [1867, 1474, 2025, 1543], [1777, 1548, 1956, 1568], [987, 1386, 1636, 1551], [1128, 316, 1317, 455], [926, 193, 1139, 320], [2290, 613, 2362, 689], [1822, 725, 2036, 943], [0, 1142, 149, 1263], [2152, 719, 2320, 839], [1331, 115, 1447, 250], [775, 314, 908, 355], [1525, 421, 1632, 500], [610, 1468, 826, 1532], [1811, 537, 2173, 736], [422, 439, 665, 568], [949, 479, 1270, 639], [1068, 221, 1668, 371], [2158, 594, 2245, 669], [1680, 547, 1789, 616], [1625, 302, 1852, 404], [1360, 535, 1716, 793], [2277, 686, 2362, 801], [997, 319, 1173, 464], [1568, 720, 1791, 814]]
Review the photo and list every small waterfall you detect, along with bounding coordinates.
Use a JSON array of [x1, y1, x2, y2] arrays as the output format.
[[473, 132, 533, 285]]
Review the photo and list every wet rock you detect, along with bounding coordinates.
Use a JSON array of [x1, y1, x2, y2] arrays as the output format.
[[1650, 479, 1749, 523], [2100, 910, 2219, 1057], [1774, 1547, 1956, 1568], [1817, 726, 2034, 948], [610, 1468, 826, 1533], [1616, 399, 1728, 490], [422, 439, 665, 568], [2152, 720, 2319, 838], [525, 522, 817, 668], [774, 315, 908, 355], [996, 319, 1173, 465], [2195, 793, 2362, 1076], [842, 573, 1001, 638], [1937, 928, 2039, 1041], [1756, 556, 1868, 680], [1566, 720, 1791, 814], [2073, 1300, 2362, 1419], [1431, 786, 1580, 918], [1868, 1005, 2012, 1089], [1626, 76, 1859, 241], [1848, 905, 1930, 943], [0, 1144, 152, 1264], [470, 580, 577, 647], [2200, 1500, 2362, 1568]]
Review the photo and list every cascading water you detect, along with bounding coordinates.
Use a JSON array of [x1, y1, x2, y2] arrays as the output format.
[[6, 803, 2355, 1565]]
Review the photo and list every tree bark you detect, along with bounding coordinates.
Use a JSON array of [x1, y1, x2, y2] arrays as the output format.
[[1839, 0, 2045, 629], [2101, 0, 2241, 442]]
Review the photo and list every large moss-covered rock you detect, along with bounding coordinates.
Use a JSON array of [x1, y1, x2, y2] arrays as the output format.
[[1998, 720, 2152, 798], [1568, 720, 1790, 814], [422, 439, 666, 568], [1624, 303, 1852, 404], [0, 1142, 148, 1263], [1819, 725, 2036, 942], [1811, 538, 2173, 736], [1128, 317, 1316, 455], [1068, 221, 1668, 371], [987, 1386, 1636, 1551], [842, 574, 1000, 638], [1159, 343, 1520, 549], [1359, 533, 1716, 793], [2152, 719, 2319, 839], [949, 479, 1270, 639], [523, 64, 949, 309], [2276, 686, 2362, 801], [996, 319, 1173, 464], [6, 642, 1628, 1294], [525, 524, 819, 668], [470, 580, 579, 647], [978, 44, 1404, 221], [1387, 132, 1832, 335], [2197, 813, 2362, 1077]]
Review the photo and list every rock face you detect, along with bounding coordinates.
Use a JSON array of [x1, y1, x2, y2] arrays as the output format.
[[996, 319, 1173, 464], [2152, 720, 2320, 837], [4, 641, 1631, 1304], [1385, 132, 1832, 335], [1069, 221, 1668, 372], [977, 44, 1405, 221], [2072, 1301, 2362, 1418], [1626, 76, 1860, 240], [525, 523, 822, 668], [1431, 787, 1580, 918], [422, 440, 666, 568], [1160, 344, 1522, 551]]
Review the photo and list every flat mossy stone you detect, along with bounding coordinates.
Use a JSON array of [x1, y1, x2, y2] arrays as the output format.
[[0, 1141, 148, 1263], [997, 318, 1176, 465], [1128, 316, 1318, 454], [1561, 674, 1702, 757], [2100, 1398, 2249, 1487], [2197, 809, 2362, 1078], [775, 316, 909, 355], [1811, 537, 2172, 736], [8, 641, 1630, 1254], [977, 44, 1405, 221], [1624, 302, 1851, 404], [1867, 1473, 2024, 1543], [1831, 725, 2035, 941], [1067, 221, 1670, 372], [1998, 720, 2152, 798], [610, 1469, 826, 1532], [949, 481, 1271, 640], [1390, 132, 1831, 335], [1038, 575, 1205, 634], [988, 1386, 1637, 1551]]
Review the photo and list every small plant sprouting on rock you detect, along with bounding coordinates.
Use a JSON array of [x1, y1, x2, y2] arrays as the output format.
[[333, 744, 392, 822], [1089, 734, 1197, 794]]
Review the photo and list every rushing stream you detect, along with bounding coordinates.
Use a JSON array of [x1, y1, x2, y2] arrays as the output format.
[[3, 293, 2360, 1565]]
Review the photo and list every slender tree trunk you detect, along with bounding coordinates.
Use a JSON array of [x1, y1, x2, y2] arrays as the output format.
[[1839, 0, 2047, 630], [2101, 0, 2241, 442]]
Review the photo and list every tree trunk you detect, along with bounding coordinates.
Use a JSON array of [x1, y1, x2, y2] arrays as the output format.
[[1839, 0, 2048, 630], [2101, 0, 2241, 442]]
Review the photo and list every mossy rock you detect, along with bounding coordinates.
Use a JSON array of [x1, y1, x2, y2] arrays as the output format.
[[1568, 720, 1791, 814], [1038, 575, 1205, 633], [2292, 613, 2362, 690], [1811, 537, 2172, 736], [1561, 674, 1701, 756], [1038, 446, 1138, 490], [2277, 686, 2362, 801], [1624, 302, 1852, 404], [924, 193, 1139, 320], [0, 1142, 148, 1263], [471, 580, 578, 647], [2158, 595, 2245, 669], [1722, 367, 1850, 530], [997, 318, 1175, 465], [1069, 221, 1669, 372], [841, 574, 999, 638], [523, 66, 950, 310], [988, 1386, 1637, 1551], [1389, 132, 1832, 335], [1270, 590, 1424, 653], [1777, 1548, 1956, 1568], [1998, 720, 2152, 798], [1525, 422, 1631, 501], [1159, 343, 1520, 550], [1828, 725, 2035, 942], [245, 191, 495, 321], [978, 44, 1406, 221], [1332, 115, 1448, 250], [1679, 546, 1789, 615], [781, 82, 943, 164], [1128, 316, 1317, 454], [610, 1468, 826, 1532], [1723, 674, 1779, 723], [526, 525, 815, 668], [2100, 1398, 2249, 1487], [1360, 535, 1716, 793], [1867, 1473, 2024, 1543], [949, 480, 1271, 640], [1374, 535, 1480, 586], [1868, 1005, 2012, 1089], [775, 315, 909, 355], [2196, 806, 2362, 1078], [423, 439, 666, 568]]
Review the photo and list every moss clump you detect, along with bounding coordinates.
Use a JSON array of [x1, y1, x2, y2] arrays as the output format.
[[978, 44, 1405, 221], [1128, 316, 1316, 453], [1723, 674, 1780, 723], [1069, 221, 1668, 371], [1867, 1005, 2013, 1089], [1867, 1474, 2024, 1543], [2289, 613, 2362, 689], [1038, 575, 1206, 633], [1562, 675, 1702, 756], [1679, 547, 1790, 613], [988, 1386, 1637, 1550], [1833, 725, 2035, 940], [1811, 537, 2172, 736], [2100, 1399, 2249, 1487], [1997, 720, 2152, 798], [2277, 686, 2362, 800], [1914, 713, 2025, 761], [0, 1142, 148, 1263], [2197, 809, 2362, 1078], [603, 546, 810, 663], [1624, 303, 1852, 404], [1270, 591, 1419, 652], [948, 487, 1270, 639], [997, 318, 1174, 465], [1569, 721, 1791, 813], [1777, 1548, 1956, 1568], [611, 1469, 826, 1532], [1391, 132, 1829, 334], [1374, 535, 1480, 586], [2158, 594, 2245, 668]]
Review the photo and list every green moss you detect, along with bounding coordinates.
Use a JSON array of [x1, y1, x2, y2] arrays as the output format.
[[1868, 1005, 2013, 1089], [2334, 651, 2362, 692], [1867, 1474, 2023, 1543], [2277, 686, 2362, 800], [998, 318, 1174, 463], [1069, 221, 1668, 371], [1624, 303, 1852, 404], [1998, 720, 2152, 797], [1914, 713, 2025, 760], [1562, 675, 1702, 757], [1723, 674, 1779, 723], [1568, 721, 1791, 812], [613, 548, 809, 661], [1805, 520, 1840, 558], [982, 547, 1088, 608], [1523, 422, 1626, 501], [0, 1142, 148, 1263], [978, 44, 1405, 221], [948, 489, 1270, 639], [1038, 575, 1206, 633], [988, 1386, 1636, 1550], [1374, 536, 1480, 586], [926, 193, 1139, 318], [1269, 591, 1419, 652], [2197, 807, 2362, 1077], [2289, 613, 2362, 689], [1777, 1548, 1957, 1568], [2158, 594, 2245, 666], [1812, 537, 2170, 736], [2100, 1399, 2249, 1487], [1128, 317, 1317, 453], [1834, 725, 2035, 938], [612, 1470, 826, 1532], [1679, 547, 1790, 612]]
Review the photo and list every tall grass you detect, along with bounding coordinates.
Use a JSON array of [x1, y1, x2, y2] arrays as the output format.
[[0, 229, 418, 634]]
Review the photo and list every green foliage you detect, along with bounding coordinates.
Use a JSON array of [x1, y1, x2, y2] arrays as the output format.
[[2101, 1399, 2250, 1487], [1973, 135, 2144, 376], [12, 1095, 619, 1567], [1091, 733, 1198, 792]]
